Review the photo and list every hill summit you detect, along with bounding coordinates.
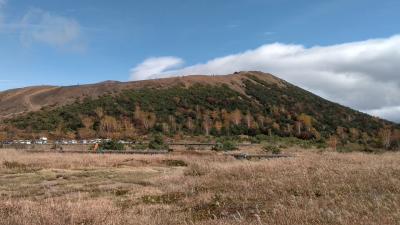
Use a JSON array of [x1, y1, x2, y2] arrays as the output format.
[[0, 71, 398, 148]]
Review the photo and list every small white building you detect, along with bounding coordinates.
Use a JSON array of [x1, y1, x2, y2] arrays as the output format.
[[34, 137, 48, 145]]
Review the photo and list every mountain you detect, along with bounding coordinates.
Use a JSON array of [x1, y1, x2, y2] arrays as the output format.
[[0, 73, 265, 118], [0, 71, 397, 147]]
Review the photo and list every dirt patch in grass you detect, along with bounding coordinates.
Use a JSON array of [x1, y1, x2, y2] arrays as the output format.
[[142, 192, 185, 205], [162, 159, 188, 167]]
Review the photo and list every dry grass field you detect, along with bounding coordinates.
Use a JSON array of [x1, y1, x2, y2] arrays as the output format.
[[0, 149, 400, 225]]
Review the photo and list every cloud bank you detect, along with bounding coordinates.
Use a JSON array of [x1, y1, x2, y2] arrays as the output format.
[[130, 57, 183, 81], [130, 36, 400, 122]]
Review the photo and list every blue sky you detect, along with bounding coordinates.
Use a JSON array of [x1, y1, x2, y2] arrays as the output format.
[[0, 0, 399, 89], [1, 0, 400, 121]]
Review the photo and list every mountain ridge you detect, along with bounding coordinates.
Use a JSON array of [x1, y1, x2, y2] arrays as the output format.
[[0, 71, 398, 149], [0, 71, 281, 119]]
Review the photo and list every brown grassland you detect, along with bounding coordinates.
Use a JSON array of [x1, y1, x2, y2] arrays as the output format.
[[0, 149, 399, 225]]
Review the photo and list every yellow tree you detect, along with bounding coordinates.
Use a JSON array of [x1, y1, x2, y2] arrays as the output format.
[[210, 110, 219, 120], [95, 107, 104, 119], [394, 129, 400, 141], [121, 117, 135, 139], [328, 135, 338, 150], [295, 121, 302, 136], [202, 112, 211, 136], [286, 124, 293, 133], [221, 109, 231, 129], [186, 117, 194, 131], [78, 128, 95, 139], [256, 114, 265, 128], [144, 112, 157, 130], [78, 116, 95, 139], [0, 131, 7, 142], [52, 124, 65, 140], [297, 113, 312, 131], [310, 127, 321, 140], [379, 127, 392, 149], [245, 111, 254, 129], [134, 105, 141, 119], [195, 105, 202, 120], [231, 109, 242, 126], [349, 128, 360, 141], [0, 124, 7, 141], [65, 131, 76, 140], [168, 115, 177, 132], [361, 132, 370, 144], [135, 105, 156, 131], [215, 121, 223, 133], [100, 115, 120, 137], [393, 129, 400, 149], [81, 116, 94, 129], [162, 123, 169, 133], [336, 126, 346, 140], [271, 105, 280, 117]]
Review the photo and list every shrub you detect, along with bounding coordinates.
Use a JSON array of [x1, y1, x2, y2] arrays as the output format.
[[148, 134, 169, 150], [315, 141, 328, 149], [99, 140, 125, 151], [131, 142, 147, 150], [212, 141, 238, 151], [336, 143, 379, 153], [262, 144, 281, 154]]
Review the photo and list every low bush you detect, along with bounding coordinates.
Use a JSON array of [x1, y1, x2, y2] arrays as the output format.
[[212, 141, 238, 151], [337, 143, 382, 154], [262, 144, 282, 154], [99, 140, 125, 151], [131, 142, 147, 150], [148, 134, 169, 150]]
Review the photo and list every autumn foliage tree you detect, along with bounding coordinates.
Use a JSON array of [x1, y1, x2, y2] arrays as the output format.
[[297, 113, 312, 131], [328, 135, 338, 150], [99, 115, 120, 138], [379, 127, 392, 149]]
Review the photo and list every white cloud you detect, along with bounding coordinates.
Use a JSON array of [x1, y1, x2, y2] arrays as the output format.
[[0, 0, 6, 25], [366, 106, 400, 123], [129, 35, 400, 122], [0, 4, 84, 50], [130, 57, 184, 81], [20, 8, 83, 48]]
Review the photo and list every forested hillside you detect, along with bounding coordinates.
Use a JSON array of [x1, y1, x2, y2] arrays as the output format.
[[0, 72, 398, 148]]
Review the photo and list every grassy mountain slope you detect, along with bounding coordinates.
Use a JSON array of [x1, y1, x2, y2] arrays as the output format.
[[0, 73, 267, 118], [1, 71, 398, 148]]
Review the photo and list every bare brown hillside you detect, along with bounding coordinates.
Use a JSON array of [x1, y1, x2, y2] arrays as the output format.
[[0, 71, 280, 119]]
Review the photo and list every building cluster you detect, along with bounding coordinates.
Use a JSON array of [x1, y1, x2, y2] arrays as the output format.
[[1, 137, 133, 145], [3, 137, 48, 145]]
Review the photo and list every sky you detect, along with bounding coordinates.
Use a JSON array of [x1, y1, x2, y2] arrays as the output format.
[[0, 0, 400, 122]]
